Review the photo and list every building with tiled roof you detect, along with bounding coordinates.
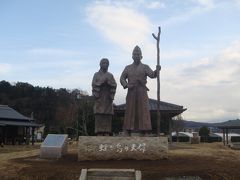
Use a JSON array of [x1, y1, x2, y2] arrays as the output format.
[[217, 119, 240, 146], [114, 98, 187, 134], [0, 105, 41, 145]]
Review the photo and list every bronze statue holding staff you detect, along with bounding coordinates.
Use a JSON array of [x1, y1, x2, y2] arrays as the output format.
[[120, 46, 161, 136]]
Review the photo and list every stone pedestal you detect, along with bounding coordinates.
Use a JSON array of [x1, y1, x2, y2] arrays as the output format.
[[78, 136, 168, 161]]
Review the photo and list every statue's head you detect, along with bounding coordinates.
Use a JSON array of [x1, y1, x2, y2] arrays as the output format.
[[132, 45, 142, 64], [100, 58, 109, 71]]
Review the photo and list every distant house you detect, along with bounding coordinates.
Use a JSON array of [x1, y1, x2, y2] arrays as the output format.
[[208, 133, 223, 142], [172, 132, 193, 142], [213, 133, 240, 142], [183, 128, 195, 133], [217, 119, 240, 145], [114, 98, 187, 134], [0, 105, 41, 145], [208, 127, 220, 133], [172, 131, 200, 143]]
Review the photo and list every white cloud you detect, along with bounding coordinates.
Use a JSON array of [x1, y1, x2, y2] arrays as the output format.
[[85, 1, 233, 121], [163, 40, 240, 88], [28, 70, 93, 90], [162, 49, 195, 60], [153, 40, 240, 122], [221, 40, 240, 62], [1, 47, 94, 90], [86, 1, 153, 52], [234, 0, 240, 6], [162, 7, 204, 28], [85, 1, 168, 69], [161, 0, 218, 28]]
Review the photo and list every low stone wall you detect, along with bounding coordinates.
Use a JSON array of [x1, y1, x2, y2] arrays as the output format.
[[78, 136, 168, 161]]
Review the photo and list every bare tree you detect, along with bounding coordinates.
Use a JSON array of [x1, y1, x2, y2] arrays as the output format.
[[173, 115, 184, 142], [76, 94, 94, 136]]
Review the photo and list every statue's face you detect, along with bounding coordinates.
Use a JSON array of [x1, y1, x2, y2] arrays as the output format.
[[100, 60, 109, 71], [132, 51, 142, 64]]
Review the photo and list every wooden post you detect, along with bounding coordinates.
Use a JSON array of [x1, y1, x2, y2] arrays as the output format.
[[3, 127, 6, 145], [226, 128, 229, 145], [223, 128, 225, 146], [23, 127, 25, 144], [169, 117, 172, 144], [152, 26, 161, 136], [0, 127, 4, 146], [26, 127, 30, 145], [31, 127, 35, 145]]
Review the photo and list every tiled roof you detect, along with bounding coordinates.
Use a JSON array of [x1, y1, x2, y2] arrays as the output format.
[[0, 105, 41, 127], [149, 99, 186, 111], [114, 98, 186, 112], [213, 133, 240, 137], [0, 123, 6, 126], [0, 105, 30, 121], [172, 132, 193, 137], [0, 120, 41, 127]]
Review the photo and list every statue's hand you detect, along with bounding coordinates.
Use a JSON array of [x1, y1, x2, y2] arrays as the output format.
[[104, 77, 108, 83], [126, 84, 134, 90], [156, 65, 161, 71], [95, 95, 100, 99]]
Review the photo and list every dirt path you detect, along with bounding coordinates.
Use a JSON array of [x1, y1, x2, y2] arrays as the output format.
[[0, 149, 39, 161], [1, 143, 240, 180], [0, 148, 40, 179]]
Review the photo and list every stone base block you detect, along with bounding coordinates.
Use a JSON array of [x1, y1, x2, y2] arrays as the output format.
[[78, 136, 168, 161]]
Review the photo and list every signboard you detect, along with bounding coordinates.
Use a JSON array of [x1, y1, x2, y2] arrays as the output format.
[[40, 134, 68, 158]]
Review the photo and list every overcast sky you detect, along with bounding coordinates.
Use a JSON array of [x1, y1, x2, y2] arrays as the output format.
[[0, 0, 240, 122]]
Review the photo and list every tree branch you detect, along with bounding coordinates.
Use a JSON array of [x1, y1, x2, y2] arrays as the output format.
[[152, 33, 158, 40]]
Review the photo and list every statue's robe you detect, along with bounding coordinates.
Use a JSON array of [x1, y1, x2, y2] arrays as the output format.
[[92, 70, 116, 133], [120, 62, 157, 131]]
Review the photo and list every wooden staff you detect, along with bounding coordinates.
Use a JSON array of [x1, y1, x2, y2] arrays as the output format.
[[152, 26, 161, 136]]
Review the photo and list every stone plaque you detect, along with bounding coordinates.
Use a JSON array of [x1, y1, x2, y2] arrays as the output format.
[[40, 134, 68, 159], [78, 136, 168, 161]]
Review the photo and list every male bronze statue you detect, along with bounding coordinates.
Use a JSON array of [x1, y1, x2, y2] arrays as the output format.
[[120, 45, 160, 136], [92, 58, 117, 136]]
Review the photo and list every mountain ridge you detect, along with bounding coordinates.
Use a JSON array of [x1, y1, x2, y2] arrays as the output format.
[[182, 119, 240, 129]]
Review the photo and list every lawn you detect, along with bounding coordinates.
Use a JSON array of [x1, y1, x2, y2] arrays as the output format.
[[0, 142, 240, 179]]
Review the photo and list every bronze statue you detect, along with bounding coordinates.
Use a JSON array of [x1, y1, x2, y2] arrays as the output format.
[[120, 45, 160, 135], [92, 58, 117, 136]]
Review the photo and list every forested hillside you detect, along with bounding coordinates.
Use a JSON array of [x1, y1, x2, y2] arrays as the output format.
[[0, 80, 95, 136]]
